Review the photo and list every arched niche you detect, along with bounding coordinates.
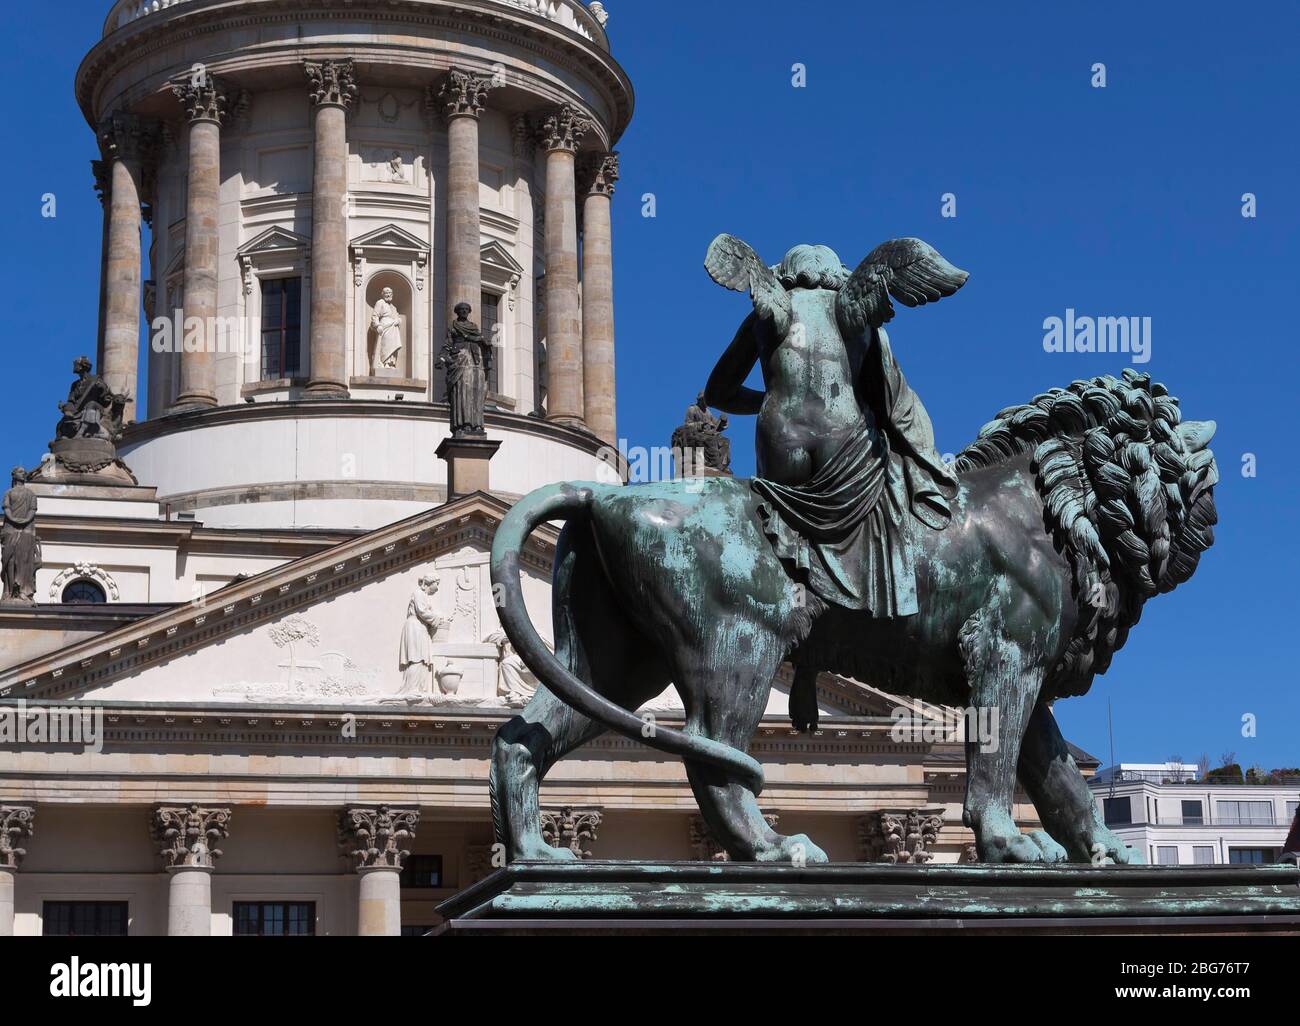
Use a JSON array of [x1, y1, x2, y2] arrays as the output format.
[[364, 271, 413, 378]]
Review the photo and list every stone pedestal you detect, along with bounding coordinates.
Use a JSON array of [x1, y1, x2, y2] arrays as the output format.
[[166, 866, 214, 937], [436, 436, 502, 498], [357, 867, 402, 937], [436, 861, 1300, 936]]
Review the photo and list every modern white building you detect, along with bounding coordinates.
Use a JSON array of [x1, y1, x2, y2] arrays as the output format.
[[1091, 767, 1298, 867]]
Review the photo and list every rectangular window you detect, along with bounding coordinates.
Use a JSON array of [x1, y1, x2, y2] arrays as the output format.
[[1181, 799, 1204, 825], [1156, 846, 1179, 865], [1228, 848, 1272, 865], [1287, 801, 1298, 821], [233, 901, 315, 936], [1193, 846, 1215, 865], [43, 901, 129, 937], [1216, 800, 1274, 825], [401, 854, 444, 890], [260, 277, 302, 381], [1103, 797, 1132, 826], [481, 291, 502, 395]]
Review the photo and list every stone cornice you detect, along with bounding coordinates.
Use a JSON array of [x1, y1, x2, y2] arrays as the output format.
[[119, 399, 618, 462], [77, 0, 633, 145], [0, 493, 558, 701]]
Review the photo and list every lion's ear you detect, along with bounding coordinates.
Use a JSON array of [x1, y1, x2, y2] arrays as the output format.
[[705, 234, 792, 335]]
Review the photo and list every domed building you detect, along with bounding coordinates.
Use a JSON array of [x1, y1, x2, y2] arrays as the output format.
[[0, 0, 1081, 936]]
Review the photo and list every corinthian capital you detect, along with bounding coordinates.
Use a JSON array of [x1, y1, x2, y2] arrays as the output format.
[[152, 803, 231, 870], [91, 159, 110, 208], [304, 58, 359, 111], [338, 805, 419, 871], [536, 104, 595, 154], [171, 72, 230, 124], [0, 806, 34, 870], [581, 151, 620, 196], [436, 67, 497, 121], [97, 112, 162, 166], [540, 807, 602, 858]]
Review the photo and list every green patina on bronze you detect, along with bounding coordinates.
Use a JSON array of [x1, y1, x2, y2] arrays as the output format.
[[487, 234, 1220, 869]]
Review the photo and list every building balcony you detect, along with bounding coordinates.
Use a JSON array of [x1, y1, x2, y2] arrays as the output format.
[[103, 0, 611, 50]]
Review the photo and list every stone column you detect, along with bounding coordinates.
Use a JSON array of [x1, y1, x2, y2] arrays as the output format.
[[338, 805, 419, 937], [151, 803, 232, 937], [580, 152, 619, 443], [0, 806, 34, 937], [170, 74, 230, 411], [437, 69, 497, 320], [92, 161, 111, 373], [537, 105, 593, 426], [99, 114, 158, 424], [304, 59, 358, 398]]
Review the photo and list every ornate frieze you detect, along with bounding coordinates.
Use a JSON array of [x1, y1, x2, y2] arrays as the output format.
[[858, 808, 945, 864], [304, 58, 359, 111], [436, 67, 496, 121], [0, 806, 34, 870], [535, 103, 594, 153], [540, 807, 601, 858], [151, 803, 231, 870], [580, 151, 620, 196], [338, 805, 420, 871], [170, 73, 230, 124]]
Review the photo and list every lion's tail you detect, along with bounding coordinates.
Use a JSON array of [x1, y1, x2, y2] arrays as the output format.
[[489, 483, 766, 794]]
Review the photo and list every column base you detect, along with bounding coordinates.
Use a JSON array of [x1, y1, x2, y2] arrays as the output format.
[[303, 381, 351, 400], [436, 435, 502, 498], [168, 393, 218, 415]]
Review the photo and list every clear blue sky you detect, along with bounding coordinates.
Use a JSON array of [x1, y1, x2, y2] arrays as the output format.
[[2, 1, 1296, 770]]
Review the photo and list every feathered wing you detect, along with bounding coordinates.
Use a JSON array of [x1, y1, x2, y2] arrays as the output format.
[[836, 238, 969, 338], [704, 234, 791, 335]]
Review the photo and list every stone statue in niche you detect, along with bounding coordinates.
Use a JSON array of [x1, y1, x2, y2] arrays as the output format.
[[437, 302, 492, 436], [396, 573, 451, 702], [370, 287, 403, 373], [1, 467, 39, 605]]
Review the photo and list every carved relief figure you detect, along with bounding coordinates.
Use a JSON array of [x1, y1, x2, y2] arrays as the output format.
[[437, 303, 492, 436], [1, 468, 39, 605], [370, 287, 403, 372], [397, 574, 450, 701], [487, 630, 540, 708]]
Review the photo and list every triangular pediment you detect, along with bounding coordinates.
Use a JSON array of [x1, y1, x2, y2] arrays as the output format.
[[349, 224, 430, 253], [236, 226, 311, 257], [0, 493, 557, 704], [480, 240, 524, 275]]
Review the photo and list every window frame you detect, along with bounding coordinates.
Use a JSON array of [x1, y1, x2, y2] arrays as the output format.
[[42, 901, 129, 937], [259, 276, 303, 383], [232, 900, 316, 937]]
